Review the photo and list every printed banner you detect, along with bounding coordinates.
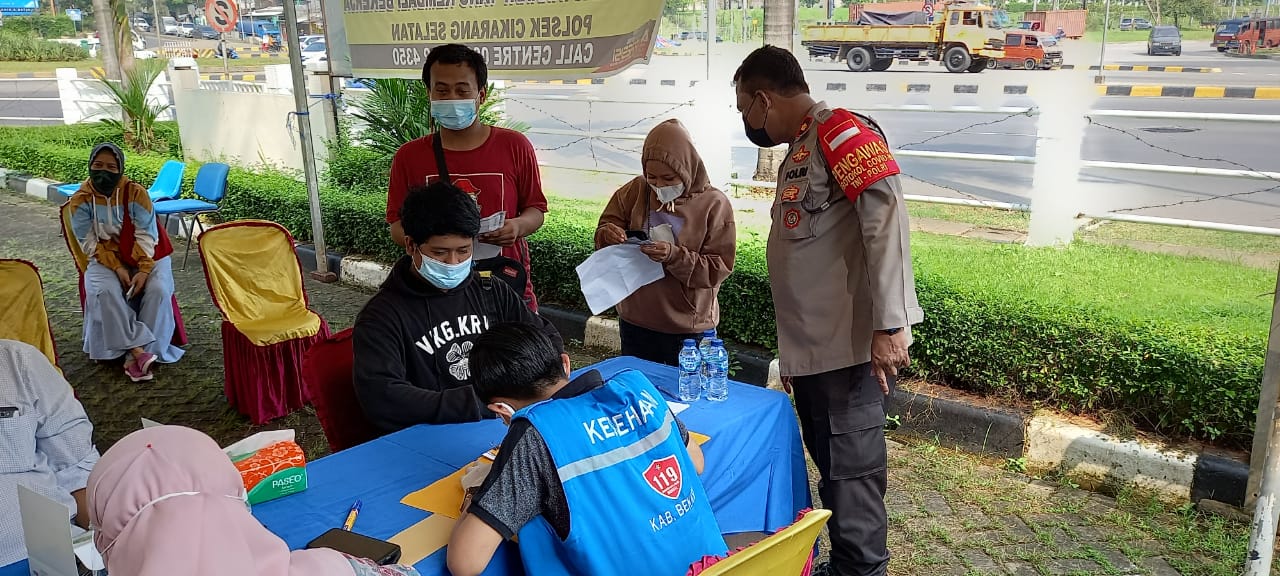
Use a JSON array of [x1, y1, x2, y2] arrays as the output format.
[[341, 0, 666, 79]]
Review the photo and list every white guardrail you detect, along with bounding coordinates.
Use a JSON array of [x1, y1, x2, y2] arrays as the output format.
[[504, 92, 1280, 238]]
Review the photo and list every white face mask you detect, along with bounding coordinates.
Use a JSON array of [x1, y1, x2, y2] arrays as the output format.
[[492, 402, 515, 426], [652, 182, 685, 204]]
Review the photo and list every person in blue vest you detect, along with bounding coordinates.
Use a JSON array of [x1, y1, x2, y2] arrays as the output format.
[[447, 322, 727, 576]]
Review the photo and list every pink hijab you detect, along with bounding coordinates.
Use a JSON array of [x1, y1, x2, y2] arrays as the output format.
[[87, 425, 353, 576]]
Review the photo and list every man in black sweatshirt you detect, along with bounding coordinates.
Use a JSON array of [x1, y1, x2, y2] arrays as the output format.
[[353, 182, 563, 435]]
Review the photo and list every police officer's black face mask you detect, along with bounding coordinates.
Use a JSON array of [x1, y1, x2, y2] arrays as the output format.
[[742, 94, 778, 149]]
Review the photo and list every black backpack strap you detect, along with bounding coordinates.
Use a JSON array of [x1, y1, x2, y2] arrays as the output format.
[[476, 271, 498, 312], [432, 132, 450, 184]]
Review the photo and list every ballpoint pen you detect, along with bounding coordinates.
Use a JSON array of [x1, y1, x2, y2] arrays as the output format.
[[342, 500, 361, 531]]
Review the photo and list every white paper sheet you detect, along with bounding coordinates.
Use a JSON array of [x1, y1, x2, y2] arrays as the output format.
[[575, 244, 665, 315], [71, 525, 105, 571], [479, 213, 505, 234], [667, 401, 690, 415]]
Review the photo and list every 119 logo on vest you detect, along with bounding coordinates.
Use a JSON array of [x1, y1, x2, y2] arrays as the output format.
[[644, 456, 683, 499]]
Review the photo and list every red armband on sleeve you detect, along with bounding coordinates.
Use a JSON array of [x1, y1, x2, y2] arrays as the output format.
[[818, 109, 901, 202]]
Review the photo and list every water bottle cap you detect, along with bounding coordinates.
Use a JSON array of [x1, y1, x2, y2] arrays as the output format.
[[703, 329, 716, 337], [682, 339, 696, 346], [712, 339, 724, 346]]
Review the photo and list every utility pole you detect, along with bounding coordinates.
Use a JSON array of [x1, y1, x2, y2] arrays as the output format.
[[1096, 0, 1111, 84], [280, 0, 334, 281], [1244, 265, 1280, 576], [152, 0, 162, 51]]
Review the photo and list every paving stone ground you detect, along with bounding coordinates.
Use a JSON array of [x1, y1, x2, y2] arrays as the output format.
[[1, 190, 1250, 575]]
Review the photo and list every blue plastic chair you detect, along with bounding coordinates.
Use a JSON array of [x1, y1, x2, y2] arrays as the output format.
[[54, 160, 185, 201], [148, 160, 186, 202], [153, 162, 229, 270], [55, 183, 79, 198]]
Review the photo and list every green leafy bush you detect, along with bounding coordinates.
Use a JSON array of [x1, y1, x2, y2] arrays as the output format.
[[0, 30, 89, 61], [1, 15, 77, 39], [324, 121, 391, 195], [0, 127, 1269, 445]]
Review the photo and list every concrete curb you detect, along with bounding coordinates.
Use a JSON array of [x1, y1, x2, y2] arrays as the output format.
[[0, 71, 56, 79], [1095, 64, 1221, 73], [824, 82, 1030, 94], [201, 74, 262, 82], [1098, 84, 1280, 99], [0, 170, 1252, 507], [1223, 51, 1280, 60]]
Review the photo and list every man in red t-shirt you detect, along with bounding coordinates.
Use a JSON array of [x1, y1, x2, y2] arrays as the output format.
[[387, 43, 548, 310]]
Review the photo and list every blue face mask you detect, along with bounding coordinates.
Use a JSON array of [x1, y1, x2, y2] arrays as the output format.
[[431, 98, 479, 131], [416, 252, 472, 290]]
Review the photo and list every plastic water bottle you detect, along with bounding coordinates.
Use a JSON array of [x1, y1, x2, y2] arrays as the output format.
[[697, 329, 717, 391], [678, 339, 702, 402], [706, 339, 729, 402]]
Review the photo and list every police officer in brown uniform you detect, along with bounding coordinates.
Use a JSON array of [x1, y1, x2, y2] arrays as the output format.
[[733, 46, 923, 576]]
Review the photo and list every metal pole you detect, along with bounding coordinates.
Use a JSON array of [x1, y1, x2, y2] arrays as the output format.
[[1231, 0, 1237, 18], [220, 34, 228, 77], [280, 0, 334, 281], [706, 0, 716, 81], [1095, 0, 1110, 84], [1246, 264, 1280, 576], [152, 0, 162, 51], [827, 0, 834, 20]]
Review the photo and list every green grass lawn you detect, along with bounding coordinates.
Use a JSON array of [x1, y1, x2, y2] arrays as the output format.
[[0, 59, 98, 72], [1081, 220, 1280, 256], [907, 202, 1031, 232], [1084, 28, 1215, 42], [911, 231, 1272, 338], [546, 193, 1271, 340]]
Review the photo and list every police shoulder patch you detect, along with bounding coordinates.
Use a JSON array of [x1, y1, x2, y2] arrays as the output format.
[[817, 108, 901, 201]]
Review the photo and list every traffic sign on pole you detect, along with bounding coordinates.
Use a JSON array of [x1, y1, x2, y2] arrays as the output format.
[[205, 0, 238, 33]]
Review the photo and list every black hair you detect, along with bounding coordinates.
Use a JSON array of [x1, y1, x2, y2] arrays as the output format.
[[399, 181, 480, 244], [470, 322, 566, 403], [733, 45, 810, 97], [422, 43, 488, 91]]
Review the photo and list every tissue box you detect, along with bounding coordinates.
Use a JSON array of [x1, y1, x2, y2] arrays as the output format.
[[224, 430, 308, 505]]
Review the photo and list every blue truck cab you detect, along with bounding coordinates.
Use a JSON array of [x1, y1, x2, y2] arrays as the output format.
[[236, 19, 279, 40]]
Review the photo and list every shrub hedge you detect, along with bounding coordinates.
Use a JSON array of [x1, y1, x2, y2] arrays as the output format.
[[0, 29, 89, 61], [1, 15, 77, 39], [0, 127, 1266, 445]]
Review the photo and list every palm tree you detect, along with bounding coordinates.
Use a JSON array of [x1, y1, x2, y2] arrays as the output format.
[[89, 0, 135, 83], [753, 0, 797, 181], [94, 59, 170, 153], [90, 0, 121, 80]]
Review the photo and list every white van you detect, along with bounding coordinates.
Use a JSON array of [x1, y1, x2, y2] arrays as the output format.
[[161, 16, 179, 35]]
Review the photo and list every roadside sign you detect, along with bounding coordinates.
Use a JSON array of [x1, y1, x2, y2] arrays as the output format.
[[205, 0, 238, 33], [65, 8, 81, 21]]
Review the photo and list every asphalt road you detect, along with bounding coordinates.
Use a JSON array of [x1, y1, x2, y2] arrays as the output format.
[[504, 74, 1280, 227], [0, 79, 60, 125], [3, 37, 1277, 226]]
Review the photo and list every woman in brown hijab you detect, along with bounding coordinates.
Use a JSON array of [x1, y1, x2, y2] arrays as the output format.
[[594, 119, 737, 365]]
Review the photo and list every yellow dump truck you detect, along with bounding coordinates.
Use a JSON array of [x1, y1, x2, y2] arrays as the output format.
[[802, 2, 1006, 73]]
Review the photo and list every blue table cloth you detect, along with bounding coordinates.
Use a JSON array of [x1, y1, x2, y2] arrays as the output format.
[[0, 560, 25, 576], [256, 356, 807, 575]]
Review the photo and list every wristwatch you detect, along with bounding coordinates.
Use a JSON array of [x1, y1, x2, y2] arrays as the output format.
[[879, 327, 903, 336]]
